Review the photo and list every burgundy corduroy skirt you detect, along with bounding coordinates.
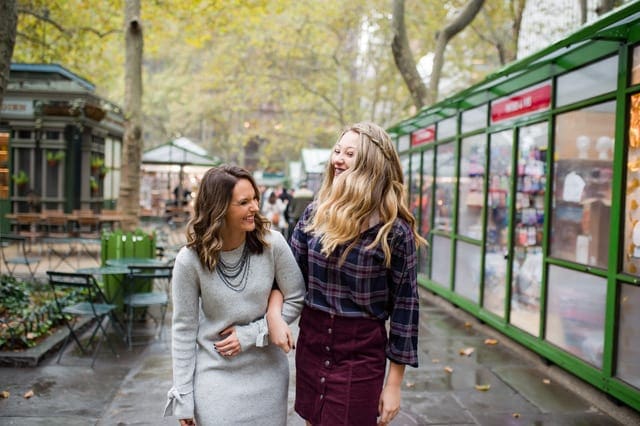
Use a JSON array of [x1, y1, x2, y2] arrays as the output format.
[[294, 305, 387, 426]]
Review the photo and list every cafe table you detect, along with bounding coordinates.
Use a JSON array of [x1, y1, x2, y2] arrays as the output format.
[[105, 257, 170, 268]]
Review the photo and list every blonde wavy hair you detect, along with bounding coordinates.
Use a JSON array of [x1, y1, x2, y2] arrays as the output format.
[[186, 165, 270, 272], [306, 122, 426, 267]]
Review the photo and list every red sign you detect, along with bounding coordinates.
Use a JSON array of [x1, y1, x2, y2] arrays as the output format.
[[411, 125, 436, 146], [491, 84, 551, 123]]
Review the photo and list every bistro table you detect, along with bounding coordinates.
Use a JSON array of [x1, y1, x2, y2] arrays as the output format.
[[102, 258, 170, 307], [105, 257, 170, 268], [104, 257, 173, 348]]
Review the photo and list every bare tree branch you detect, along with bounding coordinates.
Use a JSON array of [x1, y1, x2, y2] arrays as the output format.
[[17, 7, 68, 34], [430, 0, 485, 103]]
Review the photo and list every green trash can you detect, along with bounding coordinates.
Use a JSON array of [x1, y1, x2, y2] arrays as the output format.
[[100, 229, 156, 309]]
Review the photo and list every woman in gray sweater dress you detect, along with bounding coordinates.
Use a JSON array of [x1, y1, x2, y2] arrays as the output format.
[[164, 165, 305, 425]]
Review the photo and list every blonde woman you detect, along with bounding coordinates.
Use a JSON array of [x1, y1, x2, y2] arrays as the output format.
[[268, 122, 425, 426]]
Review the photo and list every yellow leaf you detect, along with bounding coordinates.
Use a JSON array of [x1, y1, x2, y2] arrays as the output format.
[[484, 338, 498, 345], [444, 366, 454, 374], [23, 390, 34, 399], [0, 390, 9, 399], [542, 379, 551, 385], [474, 384, 491, 391], [459, 347, 475, 356], [464, 321, 472, 328]]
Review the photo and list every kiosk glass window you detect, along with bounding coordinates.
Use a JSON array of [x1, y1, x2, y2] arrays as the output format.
[[624, 93, 640, 276], [546, 265, 605, 368], [431, 234, 452, 288], [616, 283, 640, 389], [410, 151, 421, 210], [457, 134, 485, 239], [455, 240, 481, 303], [400, 154, 411, 204], [510, 122, 547, 336], [418, 149, 434, 277], [483, 130, 513, 318], [461, 105, 487, 134], [438, 116, 457, 140], [556, 56, 617, 107], [434, 142, 455, 232], [551, 102, 614, 269], [398, 134, 410, 153], [631, 45, 640, 85]]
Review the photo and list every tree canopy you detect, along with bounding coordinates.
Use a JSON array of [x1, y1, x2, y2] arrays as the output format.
[[6, 0, 619, 171]]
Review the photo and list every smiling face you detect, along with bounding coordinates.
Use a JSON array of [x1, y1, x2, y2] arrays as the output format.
[[331, 130, 359, 179], [224, 178, 260, 237]]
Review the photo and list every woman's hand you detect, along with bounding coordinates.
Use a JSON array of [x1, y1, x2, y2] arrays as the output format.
[[377, 362, 405, 425], [267, 313, 294, 353], [266, 288, 294, 352], [179, 418, 195, 425], [377, 383, 401, 425], [214, 326, 242, 357]]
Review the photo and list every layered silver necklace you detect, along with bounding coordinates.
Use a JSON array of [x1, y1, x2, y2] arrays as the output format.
[[216, 244, 250, 292]]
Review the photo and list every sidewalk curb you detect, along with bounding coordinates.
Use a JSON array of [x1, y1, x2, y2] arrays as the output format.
[[420, 288, 640, 426]]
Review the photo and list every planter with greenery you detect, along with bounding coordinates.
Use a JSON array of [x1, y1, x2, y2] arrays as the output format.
[[90, 156, 105, 173], [11, 170, 29, 189], [0, 275, 81, 351], [46, 150, 65, 167], [90, 176, 99, 195]]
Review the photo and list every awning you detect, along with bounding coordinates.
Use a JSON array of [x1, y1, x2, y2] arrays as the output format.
[[142, 137, 219, 166]]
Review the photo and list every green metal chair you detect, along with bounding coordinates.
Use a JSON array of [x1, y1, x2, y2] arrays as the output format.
[[47, 271, 118, 368], [123, 264, 172, 349], [0, 234, 42, 282]]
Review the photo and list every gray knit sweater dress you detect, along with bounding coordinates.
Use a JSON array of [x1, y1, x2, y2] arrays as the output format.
[[164, 230, 305, 425]]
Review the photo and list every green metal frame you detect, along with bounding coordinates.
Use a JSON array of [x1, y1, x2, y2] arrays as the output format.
[[391, 2, 640, 412]]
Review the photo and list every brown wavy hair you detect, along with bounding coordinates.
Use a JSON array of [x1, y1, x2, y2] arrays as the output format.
[[186, 165, 270, 272], [306, 122, 426, 267]]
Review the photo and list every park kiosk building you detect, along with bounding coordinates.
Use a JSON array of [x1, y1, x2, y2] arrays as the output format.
[[388, 2, 640, 411], [0, 63, 124, 232]]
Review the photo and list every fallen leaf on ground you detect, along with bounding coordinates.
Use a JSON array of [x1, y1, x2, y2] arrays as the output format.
[[464, 322, 472, 328], [444, 366, 454, 374], [474, 384, 491, 391], [512, 413, 520, 418], [459, 347, 475, 356], [405, 381, 415, 388], [484, 338, 498, 345], [542, 379, 551, 385], [0, 391, 9, 399], [23, 390, 34, 399]]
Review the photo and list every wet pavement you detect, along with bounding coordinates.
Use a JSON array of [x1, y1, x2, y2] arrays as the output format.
[[1, 288, 639, 425]]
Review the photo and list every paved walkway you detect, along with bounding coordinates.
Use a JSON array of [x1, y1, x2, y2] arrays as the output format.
[[1, 286, 639, 425]]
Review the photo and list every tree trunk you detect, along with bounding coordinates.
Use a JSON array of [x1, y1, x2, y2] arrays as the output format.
[[119, 0, 143, 231], [429, 0, 485, 103], [578, 0, 588, 24], [391, 0, 428, 110], [0, 0, 18, 110], [509, 0, 526, 63]]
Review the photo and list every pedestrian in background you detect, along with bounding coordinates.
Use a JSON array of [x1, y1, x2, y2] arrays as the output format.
[[164, 165, 305, 426], [262, 191, 287, 234], [269, 122, 425, 426], [285, 182, 314, 241]]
